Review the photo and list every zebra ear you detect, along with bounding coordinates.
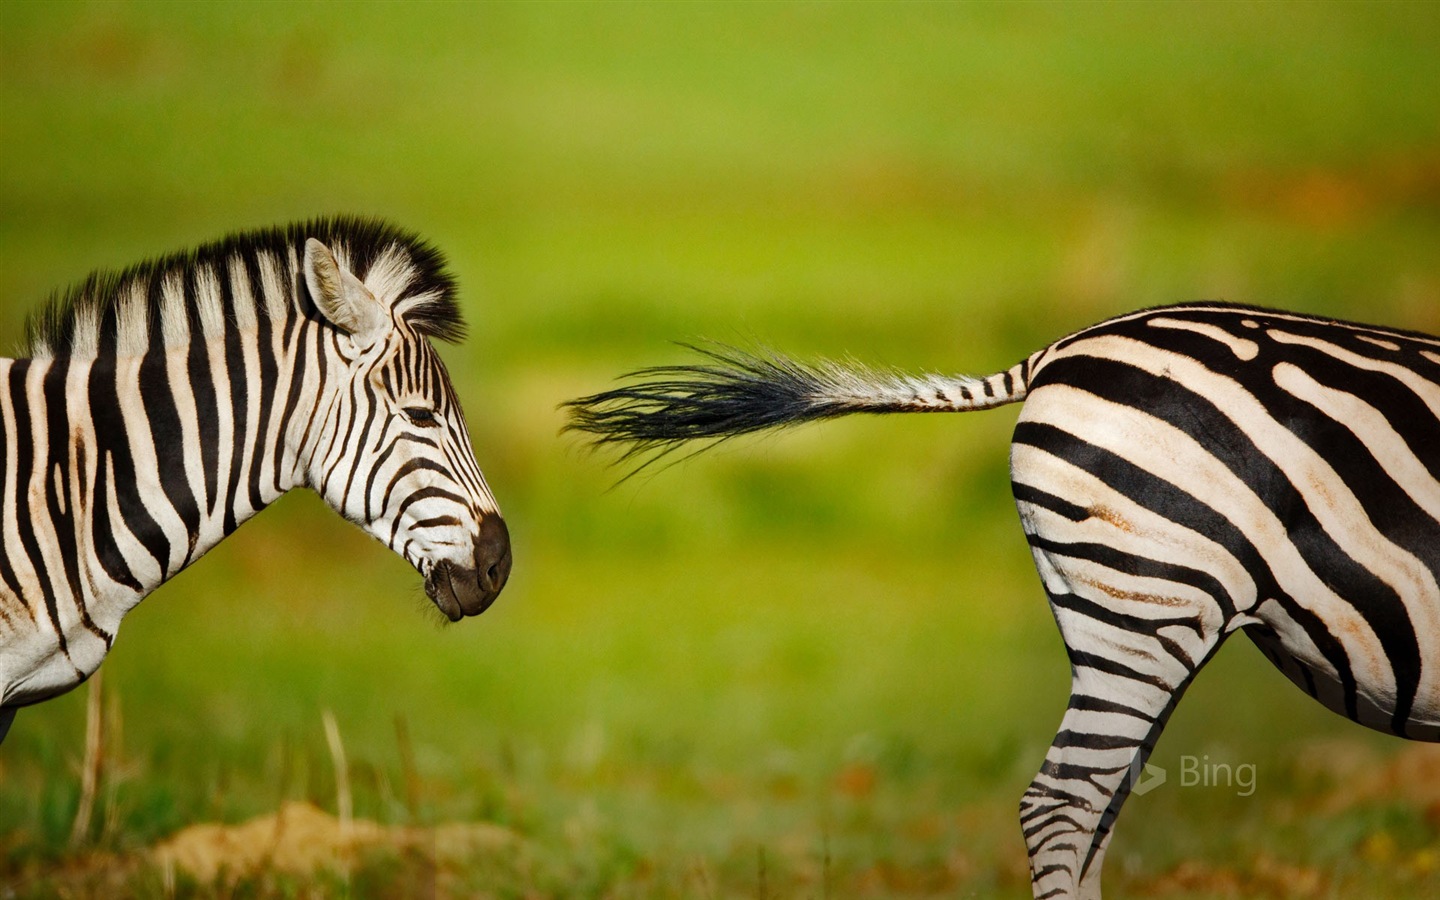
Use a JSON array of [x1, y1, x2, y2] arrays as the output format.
[[303, 238, 389, 345]]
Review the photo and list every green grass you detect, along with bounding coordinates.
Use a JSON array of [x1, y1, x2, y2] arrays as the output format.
[[1, 2, 1439, 897]]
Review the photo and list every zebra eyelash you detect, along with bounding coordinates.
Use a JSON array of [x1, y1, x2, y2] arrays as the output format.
[[401, 406, 439, 426]]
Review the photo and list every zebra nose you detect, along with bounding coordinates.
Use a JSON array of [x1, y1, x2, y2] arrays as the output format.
[[476, 515, 512, 594]]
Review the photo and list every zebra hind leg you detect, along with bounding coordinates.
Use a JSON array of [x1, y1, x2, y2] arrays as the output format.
[[1020, 596, 1225, 898]]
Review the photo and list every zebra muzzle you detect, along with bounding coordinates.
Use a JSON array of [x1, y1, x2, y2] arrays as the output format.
[[424, 517, 512, 621]]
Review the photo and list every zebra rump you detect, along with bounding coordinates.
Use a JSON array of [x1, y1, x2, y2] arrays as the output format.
[[567, 301, 1440, 900]]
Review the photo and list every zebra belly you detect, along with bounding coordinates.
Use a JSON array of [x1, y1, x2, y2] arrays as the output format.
[[1246, 597, 1440, 742]]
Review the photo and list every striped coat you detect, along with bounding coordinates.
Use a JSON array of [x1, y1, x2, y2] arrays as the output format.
[[565, 301, 1439, 899], [1, 219, 511, 738]]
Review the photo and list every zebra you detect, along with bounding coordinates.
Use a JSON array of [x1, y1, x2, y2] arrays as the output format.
[[565, 301, 1440, 899], [0, 218, 512, 745]]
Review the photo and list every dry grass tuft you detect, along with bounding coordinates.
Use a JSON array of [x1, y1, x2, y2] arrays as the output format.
[[151, 801, 517, 883]]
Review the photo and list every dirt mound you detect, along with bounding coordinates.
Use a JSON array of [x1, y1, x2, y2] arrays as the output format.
[[151, 801, 517, 882]]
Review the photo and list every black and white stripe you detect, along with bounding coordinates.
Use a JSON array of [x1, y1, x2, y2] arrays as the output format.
[[566, 302, 1439, 899], [0, 218, 511, 742]]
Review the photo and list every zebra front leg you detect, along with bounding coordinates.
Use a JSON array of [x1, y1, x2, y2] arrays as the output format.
[[1020, 611, 1225, 899]]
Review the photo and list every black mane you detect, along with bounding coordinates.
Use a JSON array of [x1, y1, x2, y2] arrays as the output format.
[[22, 216, 465, 358]]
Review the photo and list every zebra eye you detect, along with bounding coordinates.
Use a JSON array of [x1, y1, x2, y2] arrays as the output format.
[[402, 406, 438, 426]]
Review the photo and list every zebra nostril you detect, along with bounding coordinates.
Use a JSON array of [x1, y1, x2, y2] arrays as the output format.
[[476, 515, 512, 594]]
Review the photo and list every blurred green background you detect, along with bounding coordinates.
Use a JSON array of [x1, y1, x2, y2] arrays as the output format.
[[1, 2, 1438, 897]]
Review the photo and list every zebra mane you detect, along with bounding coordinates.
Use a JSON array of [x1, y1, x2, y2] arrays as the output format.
[[22, 217, 465, 359]]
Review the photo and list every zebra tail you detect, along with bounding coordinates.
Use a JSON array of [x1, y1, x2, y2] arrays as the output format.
[[564, 343, 1031, 466]]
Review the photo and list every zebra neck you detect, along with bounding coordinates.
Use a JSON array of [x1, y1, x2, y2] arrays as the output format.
[[1, 324, 317, 627]]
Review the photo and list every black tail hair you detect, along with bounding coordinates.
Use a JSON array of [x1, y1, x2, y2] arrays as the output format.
[[564, 343, 1027, 471]]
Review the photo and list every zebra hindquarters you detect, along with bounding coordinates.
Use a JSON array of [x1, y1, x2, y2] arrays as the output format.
[[1009, 392, 1246, 898]]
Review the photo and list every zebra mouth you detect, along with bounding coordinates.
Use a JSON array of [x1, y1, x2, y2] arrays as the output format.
[[425, 565, 464, 622], [421, 519, 511, 622], [424, 560, 500, 622]]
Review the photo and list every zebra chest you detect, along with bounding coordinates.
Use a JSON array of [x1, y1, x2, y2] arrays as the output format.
[[0, 610, 111, 708]]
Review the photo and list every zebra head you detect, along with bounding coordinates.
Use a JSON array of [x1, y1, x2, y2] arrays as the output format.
[[300, 237, 511, 621]]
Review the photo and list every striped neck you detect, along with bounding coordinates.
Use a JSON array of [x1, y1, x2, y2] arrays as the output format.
[[2, 322, 328, 616]]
